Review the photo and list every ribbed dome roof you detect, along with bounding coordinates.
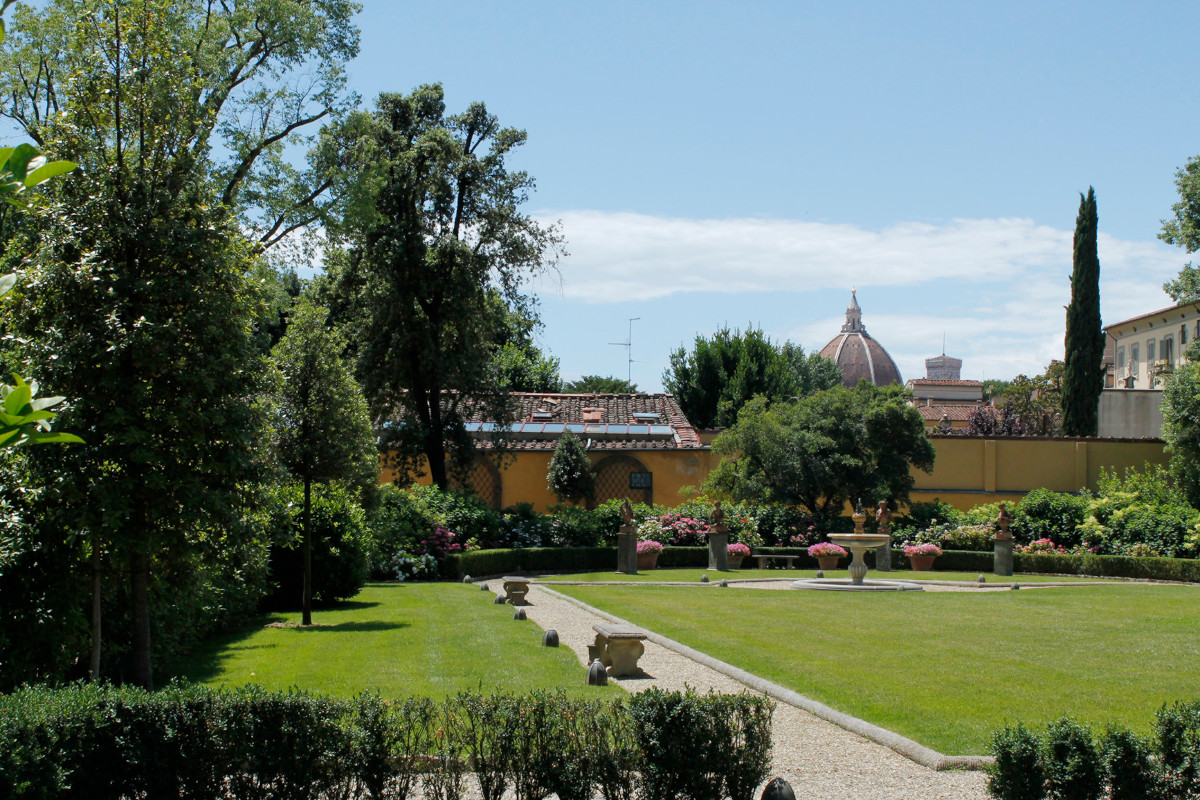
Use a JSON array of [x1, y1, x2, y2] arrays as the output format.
[[818, 291, 903, 387]]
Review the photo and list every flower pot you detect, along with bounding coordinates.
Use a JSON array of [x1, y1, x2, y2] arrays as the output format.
[[909, 554, 936, 571], [727, 556, 744, 570], [637, 551, 660, 570], [817, 556, 841, 571]]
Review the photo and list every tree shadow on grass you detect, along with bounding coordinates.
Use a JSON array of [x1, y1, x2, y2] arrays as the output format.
[[286, 621, 409, 633]]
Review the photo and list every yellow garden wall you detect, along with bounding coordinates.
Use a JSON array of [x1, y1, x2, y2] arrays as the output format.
[[382, 448, 722, 512], [383, 436, 1168, 514], [910, 436, 1168, 510]]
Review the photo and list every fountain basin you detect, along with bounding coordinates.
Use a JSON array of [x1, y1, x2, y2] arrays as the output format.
[[792, 578, 924, 592], [827, 533, 892, 585]]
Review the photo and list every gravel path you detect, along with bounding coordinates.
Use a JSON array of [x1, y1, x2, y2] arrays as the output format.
[[522, 584, 988, 800]]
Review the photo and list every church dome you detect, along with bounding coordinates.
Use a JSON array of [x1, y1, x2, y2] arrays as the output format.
[[819, 291, 903, 387]]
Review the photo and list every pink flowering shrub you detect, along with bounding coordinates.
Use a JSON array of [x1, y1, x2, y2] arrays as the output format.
[[641, 513, 711, 546], [637, 539, 664, 555], [903, 543, 942, 558], [787, 525, 820, 548], [418, 527, 464, 562], [807, 542, 847, 558], [1015, 538, 1065, 555], [727, 542, 751, 558]]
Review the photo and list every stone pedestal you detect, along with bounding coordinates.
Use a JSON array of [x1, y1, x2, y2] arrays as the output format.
[[707, 527, 729, 570], [875, 539, 893, 572], [616, 530, 638, 574], [994, 537, 1014, 577]]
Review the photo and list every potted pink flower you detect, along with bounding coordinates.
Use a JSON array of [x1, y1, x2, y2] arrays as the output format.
[[727, 542, 751, 569], [637, 539, 664, 570], [807, 542, 848, 571], [904, 543, 942, 571]]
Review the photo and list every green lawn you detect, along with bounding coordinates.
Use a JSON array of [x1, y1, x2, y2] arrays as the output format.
[[552, 582, 1200, 754], [169, 583, 618, 699], [540, 568, 1098, 583]]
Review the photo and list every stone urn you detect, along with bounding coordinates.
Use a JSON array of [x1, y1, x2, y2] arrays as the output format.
[[637, 551, 660, 570], [909, 554, 937, 571], [727, 555, 744, 570]]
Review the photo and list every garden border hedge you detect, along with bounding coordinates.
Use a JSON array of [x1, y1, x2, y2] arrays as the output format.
[[448, 546, 1200, 583]]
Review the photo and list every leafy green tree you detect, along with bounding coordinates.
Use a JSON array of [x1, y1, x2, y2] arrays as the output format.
[[780, 341, 844, 396], [1000, 361, 1064, 436], [1161, 156, 1200, 303], [490, 298, 561, 393], [1163, 340, 1200, 506], [664, 327, 838, 429], [546, 430, 594, 505], [322, 85, 563, 490], [270, 301, 376, 625], [704, 385, 934, 529], [0, 0, 359, 688], [1062, 187, 1104, 437], [562, 375, 639, 394]]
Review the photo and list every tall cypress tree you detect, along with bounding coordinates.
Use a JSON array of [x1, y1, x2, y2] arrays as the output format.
[[1062, 187, 1105, 437]]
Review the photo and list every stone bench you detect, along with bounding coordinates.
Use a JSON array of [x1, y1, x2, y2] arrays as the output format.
[[587, 623, 647, 677], [753, 554, 800, 569], [501, 576, 531, 606]]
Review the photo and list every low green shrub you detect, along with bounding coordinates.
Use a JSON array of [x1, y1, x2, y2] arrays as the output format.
[[447, 546, 616, 578], [263, 483, 369, 609], [547, 503, 607, 547], [0, 684, 771, 800], [989, 723, 1045, 800], [1015, 553, 1200, 582], [1153, 699, 1200, 798], [627, 687, 774, 800], [988, 701, 1200, 800], [1101, 726, 1156, 800], [656, 546, 708, 568], [364, 483, 437, 579], [1019, 489, 1089, 548], [895, 499, 965, 536], [1042, 717, 1102, 800]]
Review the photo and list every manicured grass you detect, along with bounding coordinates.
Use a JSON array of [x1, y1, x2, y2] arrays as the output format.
[[553, 582, 1200, 754], [169, 583, 618, 699], [540, 568, 1098, 583]]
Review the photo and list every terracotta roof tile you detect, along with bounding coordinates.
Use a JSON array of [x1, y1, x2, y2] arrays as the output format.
[[907, 379, 983, 387], [464, 393, 705, 451], [917, 404, 980, 421]]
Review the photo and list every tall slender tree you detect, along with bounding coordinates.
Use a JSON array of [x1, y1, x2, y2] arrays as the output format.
[[1062, 187, 1105, 437], [0, 0, 360, 688], [323, 85, 563, 490], [271, 301, 376, 626]]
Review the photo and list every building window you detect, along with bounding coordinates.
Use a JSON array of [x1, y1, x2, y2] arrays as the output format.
[[1131, 343, 1140, 372], [1117, 347, 1126, 372], [1182, 324, 1189, 347], [1148, 339, 1157, 364], [1164, 336, 1175, 365]]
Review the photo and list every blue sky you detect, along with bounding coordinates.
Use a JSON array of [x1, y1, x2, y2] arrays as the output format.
[[344, 1, 1200, 391]]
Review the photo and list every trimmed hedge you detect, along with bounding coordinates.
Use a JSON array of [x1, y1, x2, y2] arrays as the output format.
[[447, 545, 1200, 583], [0, 683, 774, 800], [1014, 552, 1200, 583], [989, 701, 1200, 800], [447, 546, 616, 578]]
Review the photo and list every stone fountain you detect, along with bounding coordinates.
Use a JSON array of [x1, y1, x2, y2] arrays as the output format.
[[828, 499, 892, 585], [792, 499, 923, 592]]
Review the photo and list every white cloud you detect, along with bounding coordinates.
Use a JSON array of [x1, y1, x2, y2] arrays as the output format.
[[541, 210, 1180, 306], [536, 210, 1187, 383]]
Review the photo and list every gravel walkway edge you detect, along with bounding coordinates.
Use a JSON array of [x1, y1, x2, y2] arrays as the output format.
[[537, 585, 995, 772]]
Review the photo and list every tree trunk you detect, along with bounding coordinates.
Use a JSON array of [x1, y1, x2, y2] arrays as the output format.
[[90, 534, 102, 682], [425, 429, 449, 490], [302, 478, 313, 626], [130, 548, 153, 689]]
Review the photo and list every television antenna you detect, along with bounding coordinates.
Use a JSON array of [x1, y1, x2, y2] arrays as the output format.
[[609, 317, 641, 385]]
